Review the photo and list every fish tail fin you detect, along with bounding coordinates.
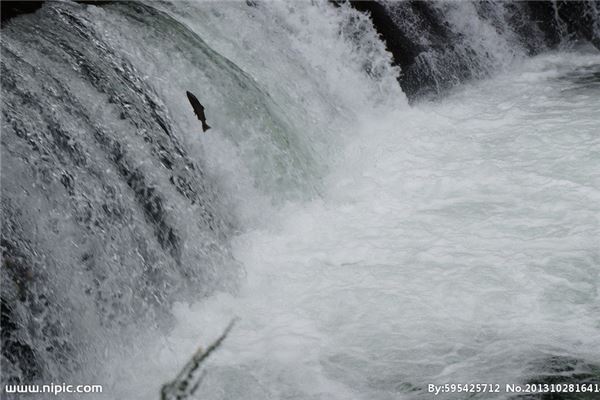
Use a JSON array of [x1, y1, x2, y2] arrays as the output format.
[[202, 122, 211, 132]]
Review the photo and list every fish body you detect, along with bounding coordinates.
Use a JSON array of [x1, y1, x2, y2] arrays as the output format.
[[186, 91, 211, 132]]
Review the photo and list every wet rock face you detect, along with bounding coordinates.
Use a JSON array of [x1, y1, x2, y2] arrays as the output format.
[[526, 1, 600, 49], [349, 1, 600, 99]]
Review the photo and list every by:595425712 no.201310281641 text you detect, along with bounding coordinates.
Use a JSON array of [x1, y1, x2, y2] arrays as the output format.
[[428, 383, 600, 396]]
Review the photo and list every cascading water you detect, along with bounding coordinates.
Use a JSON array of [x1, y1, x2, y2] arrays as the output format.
[[1, 1, 599, 399]]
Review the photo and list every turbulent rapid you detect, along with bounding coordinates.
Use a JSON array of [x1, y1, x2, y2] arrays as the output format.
[[1, 1, 599, 399]]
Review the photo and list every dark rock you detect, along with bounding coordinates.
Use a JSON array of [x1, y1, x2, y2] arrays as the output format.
[[348, 0, 600, 100], [513, 356, 600, 400], [1, 1, 44, 26], [554, 1, 600, 49], [350, 1, 424, 75]]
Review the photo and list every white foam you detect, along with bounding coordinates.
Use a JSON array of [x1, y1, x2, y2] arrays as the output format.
[[87, 1, 600, 398]]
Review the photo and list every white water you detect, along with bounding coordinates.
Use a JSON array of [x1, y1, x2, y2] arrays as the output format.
[[8, 1, 596, 398], [102, 6, 600, 396]]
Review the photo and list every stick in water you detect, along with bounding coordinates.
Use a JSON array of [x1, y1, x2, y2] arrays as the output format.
[[161, 319, 237, 400]]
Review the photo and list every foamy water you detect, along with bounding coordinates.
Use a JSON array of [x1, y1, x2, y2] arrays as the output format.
[[4, 1, 598, 398], [107, 49, 600, 400]]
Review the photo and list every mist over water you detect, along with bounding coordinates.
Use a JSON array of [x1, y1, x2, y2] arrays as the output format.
[[2, 1, 599, 399]]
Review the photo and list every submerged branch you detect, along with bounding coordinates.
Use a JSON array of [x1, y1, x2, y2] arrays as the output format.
[[161, 319, 237, 400]]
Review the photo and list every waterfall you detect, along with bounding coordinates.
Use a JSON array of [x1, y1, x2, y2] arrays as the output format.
[[2, 1, 599, 399]]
